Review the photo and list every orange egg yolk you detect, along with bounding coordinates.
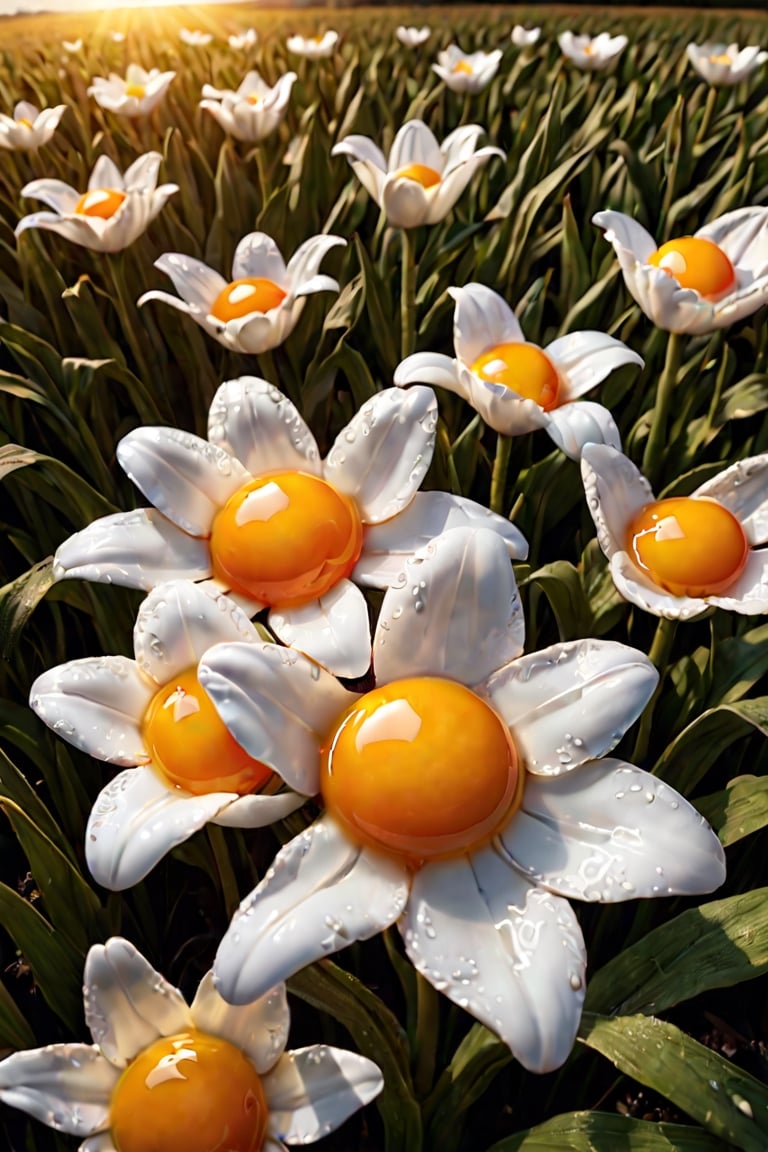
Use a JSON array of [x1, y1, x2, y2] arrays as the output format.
[[110, 1029, 268, 1152], [75, 188, 127, 219], [321, 677, 521, 867], [247, 94, 262, 105], [471, 342, 561, 410], [626, 496, 749, 598], [142, 666, 273, 795], [452, 60, 474, 74], [210, 470, 363, 608], [648, 237, 736, 300], [124, 83, 146, 98], [394, 163, 441, 189], [210, 278, 287, 323]]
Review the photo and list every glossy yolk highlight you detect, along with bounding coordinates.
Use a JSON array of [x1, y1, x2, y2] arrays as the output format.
[[142, 666, 273, 795], [394, 163, 441, 189], [210, 470, 363, 608], [626, 496, 749, 598], [110, 1029, 268, 1152], [210, 278, 287, 323], [124, 83, 146, 98], [648, 237, 736, 300], [75, 188, 127, 219], [471, 342, 561, 410], [321, 677, 521, 866]]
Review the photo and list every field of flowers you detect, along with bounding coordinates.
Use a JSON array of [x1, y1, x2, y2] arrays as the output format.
[[0, 4, 767, 1150]]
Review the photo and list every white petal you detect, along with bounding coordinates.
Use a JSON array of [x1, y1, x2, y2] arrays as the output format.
[[591, 210, 657, 262], [191, 973, 289, 1073], [609, 551, 709, 620], [356, 490, 528, 587], [86, 767, 235, 890], [696, 206, 768, 275], [207, 376, 320, 477], [692, 453, 768, 545], [545, 401, 622, 461], [450, 283, 524, 367], [401, 849, 586, 1073], [230, 232, 288, 284], [89, 155, 123, 191], [483, 640, 657, 776], [374, 527, 524, 686], [381, 175, 431, 229], [331, 134, 387, 172], [117, 427, 249, 537], [53, 509, 213, 590], [545, 331, 644, 401], [198, 642, 353, 795], [456, 367, 552, 437], [19, 177, 79, 214], [79, 1133, 117, 1152], [708, 549, 768, 613], [133, 579, 258, 684], [29, 656, 151, 767], [123, 152, 162, 193], [269, 581, 371, 678], [426, 148, 503, 225], [285, 233, 346, 290], [83, 938, 192, 1067], [710, 276, 768, 330], [153, 252, 227, 312], [580, 443, 654, 560], [0, 1045, 117, 1135], [264, 1047, 383, 1143], [212, 790, 306, 827], [16, 211, 112, 251], [502, 757, 726, 901], [394, 352, 460, 392], [388, 119, 443, 173], [213, 817, 409, 1004], [323, 387, 437, 523]]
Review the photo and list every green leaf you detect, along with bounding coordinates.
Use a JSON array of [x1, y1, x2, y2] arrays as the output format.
[[425, 1023, 511, 1152], [0, 977, 36, 1052], [487, 1111, 731, 1151], [654, 698, 768, 793], [525, 561, 593, 640], [0, 558, 54, 657], [697, 776, 768, 846]]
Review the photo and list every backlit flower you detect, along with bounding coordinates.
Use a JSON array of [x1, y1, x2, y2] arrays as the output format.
[[229, 28, 258, 50], [582, 444, 768, 619], [52, 379, 527, 678], [109, 31, 126, 42], [395, 283, 641, 459], [138, 231, 342, 353], [15, 152, 178, 253], [558, 31, 628, 70], [0, 936, 383, 1150], [200, 72, 297, 143], [30, 581, 305, 890], [180, 28, 213, 47], [287, 31, 338, 59], [332, 119, 504, 229], [62, 38, 82, 53], [432, 44, 503, 93], [0, 101, 66, 150], [200, 527, 725, 1073], [396, 25, 431, 48], [88, 64, 176, 118], [593, 207, 768, 334], [687, 41, 767, 85], [511, 25, 541, 47]]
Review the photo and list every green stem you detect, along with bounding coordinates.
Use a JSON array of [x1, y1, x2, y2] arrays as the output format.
[[696, 84, 718, 144], [490, 433, 512, 516], [400, 227, 417, 360], [412, 972, 439, 1097], [631, 615, 678, 765], [642, 330, 685, 483], [207, 825, 240, 919], [703, 330, 727, 430]]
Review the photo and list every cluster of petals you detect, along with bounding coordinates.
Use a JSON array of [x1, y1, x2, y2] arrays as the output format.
[[582, 444, 768, 618], [51, 379, 527, 678], [511, 25, 541, 47], [558, 31, 628, 70], [687, 41, 768, 85], [200, 71, 297, 143], [332, 119, 504, 229], [287, 31, 338, 58], [432, 44, 503, 93], [396, 25, 431, 48], [594, 207, 768, 334], [0, 101, 66, 150], [16, 153, 178, 254], [180, 28, 213, 47], [88, 64, 176, 118], [229, 27, 258, 50], [138, 231, 344, 354], [395, 283, 642, 459], [197, 527, 725, 1073], [0, 937, 383, 1150]]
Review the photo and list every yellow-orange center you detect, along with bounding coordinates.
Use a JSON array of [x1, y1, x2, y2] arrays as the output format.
[[247, 94, 262, 105], [626, 496, 749, 598], [648, 237, 736, 300], [125, 82, 146, 98], [321, 677, 521, 867], [210, 277, 287, 323], [17, 118, 33, 128], [471, 341, 561, 410], [74, 188, 127, 219], [110, 1029, 268, 1152], [210, 470, 363, 608], [394, 163, 441, 189], [142, 666, 273, 795], [452, 60, 474, 74], [708, 53, 732, 64]]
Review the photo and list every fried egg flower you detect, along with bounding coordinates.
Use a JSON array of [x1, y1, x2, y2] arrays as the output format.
[[558, 31, 628, 71], [593, 207, 768, 334], [687, 41, 768, 85], [0, 937, 383, 1152], [200, 72, 297, 143], [229, 28, 258, 50], [180, 28, 213, 47], [511, 25, 541, 47], [396, 25, 431, 48], [15, 153, 178, 254], [582, 444, 768, 619], [432, 44, 503, 94], [88, 64, 176, 118], [138, 232, 342, 353], [62, 38, 82, 53], [287, 31, 339, 59], [199, 527, 725, 1073], [0, 101, 66, 150], [29, 580, 306, 890], [52, 379, 527, 679], [395, 283, 641, 459], [332, 120, 504, 230]]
